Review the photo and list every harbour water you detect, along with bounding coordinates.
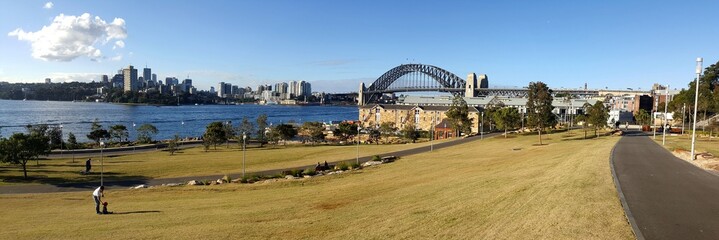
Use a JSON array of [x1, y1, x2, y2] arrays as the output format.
[[0, 100, 358, 142]]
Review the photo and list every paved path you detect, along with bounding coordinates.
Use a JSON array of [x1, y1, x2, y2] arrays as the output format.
[[1, 133, 497, 194], [612, 131, 719, 240]]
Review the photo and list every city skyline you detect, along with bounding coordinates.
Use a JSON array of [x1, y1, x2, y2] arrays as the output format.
[[1, 1, 719, 93]]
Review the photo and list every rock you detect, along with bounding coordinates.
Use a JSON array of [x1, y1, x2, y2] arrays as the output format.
[[303, 175, 312, 178], [163, 183, 182, 187], [362, 161, 383, 167], [698, 152, 715, 160], [216, 178, 226, 184], [130, 184, 147, 189], [285, 175, 297, 180], [187, 180, 203, 186]]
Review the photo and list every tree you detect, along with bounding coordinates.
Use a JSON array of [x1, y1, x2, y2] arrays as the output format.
[[587, 101, 609, 137], [47, 126, 63, 149], [300, 121, 325, 145], [446, 96, 473, 136], [333, 122, 358, 142], [275, 124, 298, 145], [367, 128, 381, 144], [493, 107, 521, 138], [256, 114, 268, 143], [136, 124, 159, 143], [203, 122, 227, 150], [167, 134, 179, 155], [223, 121, 235, 148], [109, 124, 128, 143], [575, 112, 589, 139], [526, 82, 555, 145], [67, 132, 78, 149], [238, 117, 255, 138], [87, 119, 109, 145], [0, 133, 50, 179], [400, 123, 420, 143], [379, 122, 397, 143], [634, 109, 651, 126]]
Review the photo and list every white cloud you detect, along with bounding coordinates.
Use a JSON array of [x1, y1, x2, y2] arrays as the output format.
[[113, 40, 125, 49], [8, 13, 127, 62], [48, 72, 104, 82], [43, 2, 53, 9]]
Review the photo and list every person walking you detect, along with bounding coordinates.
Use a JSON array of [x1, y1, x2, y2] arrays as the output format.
[[85, 158, 92, 174], [92, 186, 104, 214]]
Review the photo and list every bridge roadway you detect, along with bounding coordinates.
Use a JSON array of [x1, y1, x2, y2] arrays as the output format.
[[612, 131, 719, 240], [0, 133, 498, 194]]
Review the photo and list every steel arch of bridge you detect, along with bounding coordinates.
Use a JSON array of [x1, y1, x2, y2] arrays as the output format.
[[366, 64, 466, 93]]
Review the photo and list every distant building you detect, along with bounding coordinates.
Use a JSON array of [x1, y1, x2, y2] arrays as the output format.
[[143, 67, 151, 87], [151, 73, 157, 82], [209, 86, 215, 94], [101, 75, 109, 83], [44, 78, 51, 84], [123, 65, 138, 92]]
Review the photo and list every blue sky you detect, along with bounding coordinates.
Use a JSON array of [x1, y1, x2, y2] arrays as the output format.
[[1, 0, 718, 93]]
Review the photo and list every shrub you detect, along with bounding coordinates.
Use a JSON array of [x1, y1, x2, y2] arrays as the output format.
[[371, 155, 381, 161], [290, 169, 303, 177], [222, 175, 232, 183], [303, 168, 317, 176], [350, 162, 361, 169], [337, 162, 349, 171]]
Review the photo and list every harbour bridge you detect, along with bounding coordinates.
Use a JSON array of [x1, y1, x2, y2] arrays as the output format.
[[358, 63, 598, 105]]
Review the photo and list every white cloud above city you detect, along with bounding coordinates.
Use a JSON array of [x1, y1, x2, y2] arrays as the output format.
[[7, 13, 127, 62], [43, 2, 53, 9]]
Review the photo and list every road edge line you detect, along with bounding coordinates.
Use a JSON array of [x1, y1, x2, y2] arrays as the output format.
[[610, 136, 645, 240]]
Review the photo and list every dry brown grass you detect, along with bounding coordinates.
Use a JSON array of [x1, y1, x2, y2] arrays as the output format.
[[0, 132, 632, 239]]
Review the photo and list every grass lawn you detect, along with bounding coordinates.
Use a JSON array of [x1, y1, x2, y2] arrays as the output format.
[[654, 133, 719, 156], [0, 139, 450, 185], [0, 131, 632, 239]]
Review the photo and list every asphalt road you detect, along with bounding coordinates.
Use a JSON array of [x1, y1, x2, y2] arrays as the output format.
[[0, 133, 498, 194], [612, 131, 719, 240]]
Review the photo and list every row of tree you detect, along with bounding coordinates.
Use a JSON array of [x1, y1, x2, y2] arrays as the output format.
[[668, 60, 719, 122], [0, 126, 52, 178]]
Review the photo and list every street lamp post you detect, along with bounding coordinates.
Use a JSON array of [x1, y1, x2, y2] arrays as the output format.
[[430, 112, 435, 152], [691, 58, 703, 160], [653, 97, 658, 139], [181, 121, 185, 147], [242, 132, 247, 178], [356, 123, 361, 165], [100, 140, 105, 186], [481, 112, 484, 140], [662, 86, 669, 145], [59, 124, 63, 158], [132, 122, 136, 154], [682, 103, 686, 135]]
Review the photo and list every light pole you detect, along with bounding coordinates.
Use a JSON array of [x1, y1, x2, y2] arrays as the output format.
[[430, 112, 435, 152], [132, 122, 136, 154], [653, 97, 658, 139], [59, 124, 63, 158], [481, 112, 484, 140], [356, 123, 361, 165], [662, 86, 669, 145], [682, 103, 686, 135], [100, 140, 105, 186], [242, 132, 247, 178], [691, 58, 703, 160], [181, 121, 185, 147]]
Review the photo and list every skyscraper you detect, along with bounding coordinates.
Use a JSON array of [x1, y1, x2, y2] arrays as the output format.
[[123, 65, 138, 92], [143, 67, 151, 86]]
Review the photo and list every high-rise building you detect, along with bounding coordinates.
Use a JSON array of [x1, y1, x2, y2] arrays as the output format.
[[288, 80, 298, 98], [143, 67, 151, 85], [218, 82, 227, 97], [123, 65, 138, 92], [298, 81, 311, 97], [101, 75, 109, 83], [210, 86, 215, 94], [45, 78, 51, 84], [151, 73, 157, 82]]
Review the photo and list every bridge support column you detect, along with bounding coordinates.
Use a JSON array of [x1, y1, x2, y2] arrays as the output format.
[[466, 73, 477, 97], [358, 82, 365, 106]]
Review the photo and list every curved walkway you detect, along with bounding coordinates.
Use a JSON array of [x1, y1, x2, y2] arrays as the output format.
[[612, 131, 719, 240], [1, 133, 497, 194]]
